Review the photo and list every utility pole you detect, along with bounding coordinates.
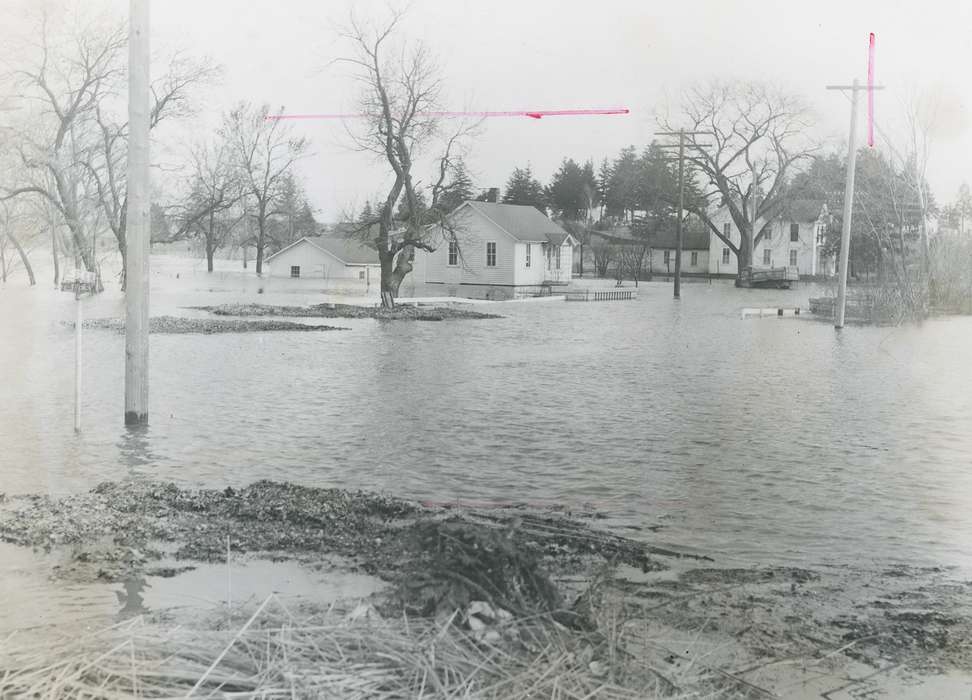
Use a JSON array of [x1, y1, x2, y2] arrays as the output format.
[[826, 79, 884, 329], [656, 131, 711, 298], [124, 0, 150, 425]]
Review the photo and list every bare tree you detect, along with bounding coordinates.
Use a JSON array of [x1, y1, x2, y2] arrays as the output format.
[[174, 138, 242, 272], [0, 200, 38, 286], [83, 54, 219, 288], [221, 102, 309, 276], [658, 81, 816, 284], [336, 10, 478, 308], [0, 10, 126, 284]]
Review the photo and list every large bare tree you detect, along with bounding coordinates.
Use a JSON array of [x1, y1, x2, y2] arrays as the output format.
[[337, 10, 477, 308], [658, 81, 816, 283], [0, 10, 126, 282], [0, 8, 216, 289], [221, 102, 309, 276]]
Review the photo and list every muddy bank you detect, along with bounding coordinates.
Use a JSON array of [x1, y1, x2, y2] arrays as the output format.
[[191, 302, 503, 321], [1, 481, 970, 697], [79, 315, 349, 333]]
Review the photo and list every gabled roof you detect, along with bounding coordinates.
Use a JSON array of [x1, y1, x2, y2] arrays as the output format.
[[265, 234, 379, 266], [782, 199, 827, 223], [460, 201, 573, 245]]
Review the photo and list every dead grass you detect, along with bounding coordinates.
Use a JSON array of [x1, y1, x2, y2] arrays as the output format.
[[0, 594, 692, 699]]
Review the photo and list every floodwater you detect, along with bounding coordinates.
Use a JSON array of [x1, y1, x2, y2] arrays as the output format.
[[3, 255, 972, 622]]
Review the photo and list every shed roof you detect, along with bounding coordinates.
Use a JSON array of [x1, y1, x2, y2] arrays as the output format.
[[591, 223, 710, 250], [462, 201, 572, 245], [265, 234, 379, 266]]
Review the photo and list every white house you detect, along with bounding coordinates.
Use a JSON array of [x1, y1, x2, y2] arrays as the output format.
[[415, 201, 576, 299], [265, 235, 381, 282], [707, 199, 833, 277]]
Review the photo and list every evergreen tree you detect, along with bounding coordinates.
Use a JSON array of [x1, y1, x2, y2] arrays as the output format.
[[437, 158, 476, 213], [502, 165, 547, 213], [546, 158, 599, 221]]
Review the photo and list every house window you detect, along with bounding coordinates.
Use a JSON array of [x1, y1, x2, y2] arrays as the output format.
[[789, 249, 798, 266], [663, 250, 671, 265], [525, 244, 531, 268], [359, 270, 365, 280], [763, 249, 771, 265], [790, 223, 799, 242], [722, 248, 730, 265], [554, 246, 561, 269], [690, 251, 698, 266], [448, 241, 458, 266], [486, 241, 497, 267], [816, 225, 825, 244], [290, 265, 300, 278], [723, 222, 731, 241]]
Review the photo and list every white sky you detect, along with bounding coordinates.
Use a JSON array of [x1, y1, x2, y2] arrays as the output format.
[[8, 0, 972, 219]]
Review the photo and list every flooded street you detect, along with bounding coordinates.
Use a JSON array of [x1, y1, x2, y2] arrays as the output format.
[[4, 257, 972, 581]]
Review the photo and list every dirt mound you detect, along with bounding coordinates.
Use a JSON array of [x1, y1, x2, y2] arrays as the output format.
[[191, 302, 502, 321]]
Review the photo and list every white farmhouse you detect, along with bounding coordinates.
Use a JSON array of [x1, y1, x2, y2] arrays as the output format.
[[415, 201, 576, 299], [707, 199, 834, 277], [265, 235, 381, 282]]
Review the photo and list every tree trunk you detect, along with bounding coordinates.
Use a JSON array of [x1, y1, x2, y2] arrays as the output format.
[[7, 230, 36, 285], [578, 244, 584, 277], [734, 228, 754, 287], [117, 237, 128, 292], [207, 212, 215, 272], [52, 224, 60, 287], [255, 208, 266, 275]]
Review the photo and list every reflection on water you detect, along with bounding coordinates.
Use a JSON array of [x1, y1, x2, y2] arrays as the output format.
[[116, 577, 148, 619], [117, 424, 169, 473], [3, 256, 972, 580]]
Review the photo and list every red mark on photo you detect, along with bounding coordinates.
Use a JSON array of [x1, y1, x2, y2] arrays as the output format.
[[266, 108, 630, 122]]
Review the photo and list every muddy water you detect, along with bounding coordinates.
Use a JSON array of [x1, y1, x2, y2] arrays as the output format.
[[3, 255, 972, 624]]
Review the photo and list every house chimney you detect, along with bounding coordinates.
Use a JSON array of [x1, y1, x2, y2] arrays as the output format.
[[486, 187, 499, 203]]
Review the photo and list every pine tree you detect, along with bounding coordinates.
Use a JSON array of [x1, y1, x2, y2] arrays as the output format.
[[502, 165, 546, 213]]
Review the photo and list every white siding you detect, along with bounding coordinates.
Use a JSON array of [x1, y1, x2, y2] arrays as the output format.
[[422, 209, 519, 286], [706, 209, 834, 277], [648, 248, 710, 274]]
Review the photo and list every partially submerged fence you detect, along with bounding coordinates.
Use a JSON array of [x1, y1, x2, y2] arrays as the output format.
[[565, 288, 638, 302]]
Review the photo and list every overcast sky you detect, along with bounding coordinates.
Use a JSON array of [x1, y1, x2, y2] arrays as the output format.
[[10, 0, 972, 220]]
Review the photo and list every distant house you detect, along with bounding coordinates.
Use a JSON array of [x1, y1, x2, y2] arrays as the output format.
[[265, 234, 381, 282], [414, 201, 576, 298], [587, 222, 710, 276], [707, 199, 833, 277]]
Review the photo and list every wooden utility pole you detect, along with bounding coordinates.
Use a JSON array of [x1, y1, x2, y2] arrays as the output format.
[[656, 131, 711, 299], [826, 79, 884, 329], [124, 0, 150, 425]]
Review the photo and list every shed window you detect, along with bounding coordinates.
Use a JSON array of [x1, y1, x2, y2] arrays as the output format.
[[789, 249, 798, 266], [448, 241, 458, 266], [525, 244, 531, 268], [690, 251, 698, 266], [663, 250, 671, 265], [722, 248, 730, 265], [290, 265, 300, 278], [359, 270, 365, 280], [790, 223, 800, 242], [486, 241, 497, 267]]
